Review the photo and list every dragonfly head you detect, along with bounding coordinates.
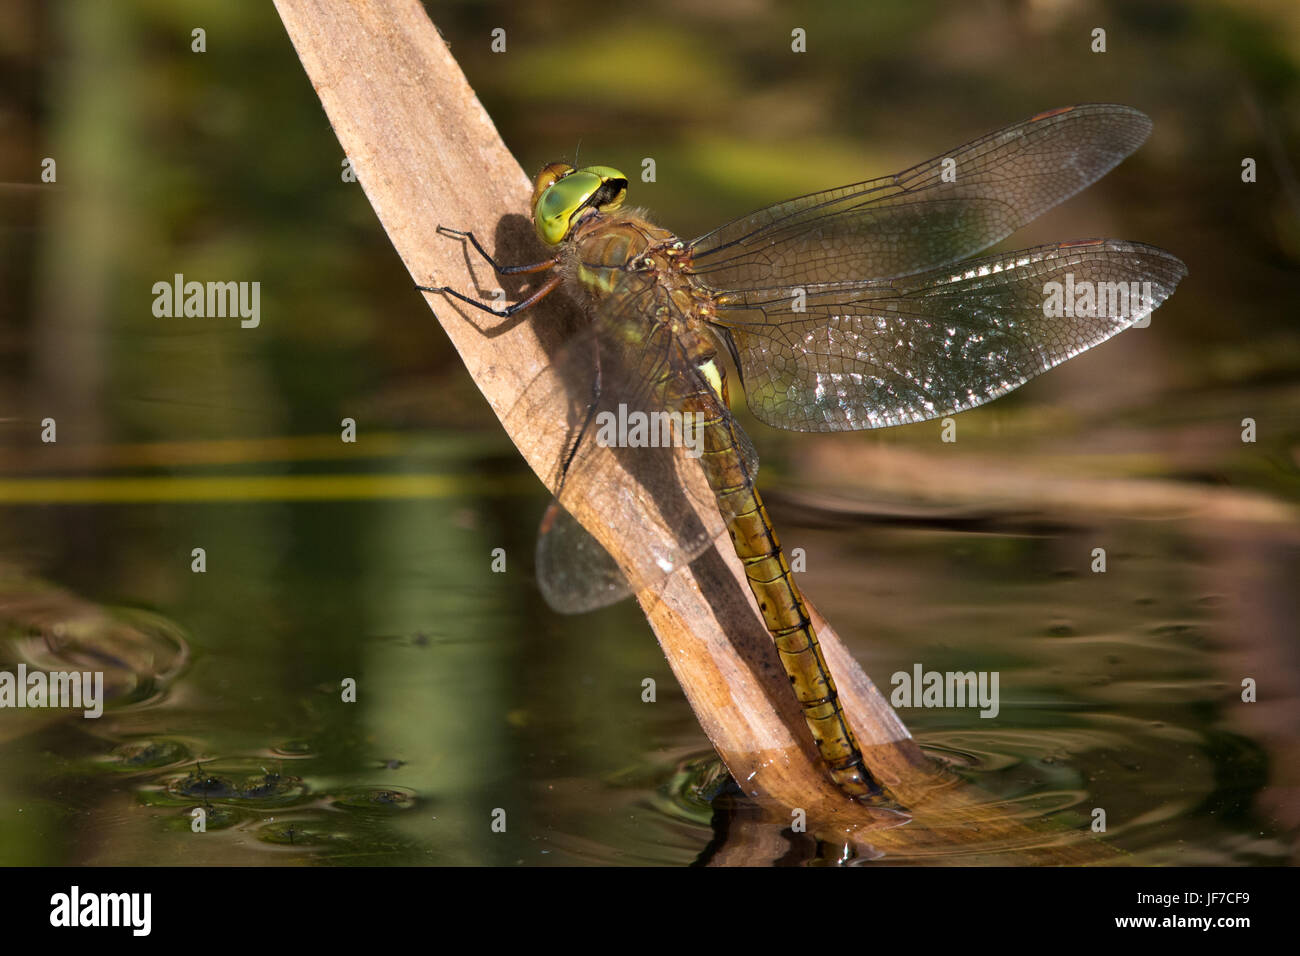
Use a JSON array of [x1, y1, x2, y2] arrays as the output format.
[[531, 163, 628, 245]]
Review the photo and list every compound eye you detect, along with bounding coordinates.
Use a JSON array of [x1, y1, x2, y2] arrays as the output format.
[[581, 165, 628, 211], [531, 163, 574, 211], [530, 164, 630, 245]]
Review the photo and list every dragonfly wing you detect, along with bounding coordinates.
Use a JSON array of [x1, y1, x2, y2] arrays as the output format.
[[686, 104, 1152, 289], [535, 498, 634, 613], [503, 277, 742, 613], [710, 239, 1187, 431]]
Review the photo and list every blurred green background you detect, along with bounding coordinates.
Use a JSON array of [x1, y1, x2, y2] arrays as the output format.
[[0, 0, 1297, 865]]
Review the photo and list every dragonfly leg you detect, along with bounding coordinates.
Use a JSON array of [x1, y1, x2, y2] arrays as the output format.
[[420, 227, 561, 315], [418, 273, 564, 317], [557, 333, 604, 489], [436, 225, 558, 275]]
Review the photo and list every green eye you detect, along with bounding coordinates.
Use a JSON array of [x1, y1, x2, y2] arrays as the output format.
[[580, 166, 629, 209], [532, 165, 629, 245]]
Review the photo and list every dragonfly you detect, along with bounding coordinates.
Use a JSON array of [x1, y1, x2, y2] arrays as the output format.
[[422, 104, 1186, 802]]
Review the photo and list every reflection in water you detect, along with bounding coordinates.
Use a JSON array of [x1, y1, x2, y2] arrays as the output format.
[[0, 459, 1295, 865]]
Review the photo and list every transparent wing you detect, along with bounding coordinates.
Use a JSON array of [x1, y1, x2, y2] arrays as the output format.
[[504, 272, 757, 614], [535, 498, 635, 613], [709, 239, 1187, 431], [686, 104, 1152, 289]]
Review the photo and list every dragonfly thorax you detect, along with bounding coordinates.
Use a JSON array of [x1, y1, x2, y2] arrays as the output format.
[[566, 213, 721, 340]]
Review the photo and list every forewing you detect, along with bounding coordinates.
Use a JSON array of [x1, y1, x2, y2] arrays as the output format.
[[710, 239, 1187, 431], [686, 104, 1152, 289]]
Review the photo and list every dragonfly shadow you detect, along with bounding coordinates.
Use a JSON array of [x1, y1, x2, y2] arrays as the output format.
[[521, 361, 725, 612], [440, 213, 583, 341]]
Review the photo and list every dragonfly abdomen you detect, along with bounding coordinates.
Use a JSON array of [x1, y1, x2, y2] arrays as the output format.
[[696, 413, 880, 800]]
